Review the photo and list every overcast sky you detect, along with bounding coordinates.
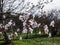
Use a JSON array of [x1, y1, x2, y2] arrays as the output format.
[[3, 0, 60, 12], [3, 0, 60, 19], [43, 0, 60, 13]]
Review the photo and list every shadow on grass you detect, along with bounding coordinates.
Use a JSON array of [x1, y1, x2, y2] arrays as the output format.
[[24, 33, 60, 39], [0, 41, 14, 45], [24, 34, 48, 39]]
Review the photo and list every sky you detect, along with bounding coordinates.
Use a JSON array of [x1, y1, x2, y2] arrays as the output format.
[[3, 0, 60, 13], [43, 0, 60, 13], [43, 0, 60, 19], [3, 0, 60, 19], [28, 0, 39, 6]]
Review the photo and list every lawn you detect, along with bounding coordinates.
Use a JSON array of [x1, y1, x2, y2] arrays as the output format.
[[12, 37, 60, 45], [0, 35, 60, 45], [0, 32, 60, 45]]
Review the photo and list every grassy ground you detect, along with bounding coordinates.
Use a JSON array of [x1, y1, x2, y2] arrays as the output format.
[[0, 35, 60, 45], [0, 37, 60, 45], [0, 31, 60, 45], [12, 35, 60, 45]]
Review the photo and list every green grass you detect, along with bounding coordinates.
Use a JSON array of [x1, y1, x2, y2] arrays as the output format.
[[12, 37, 60, 45], [0, 32, 60, 45], [0, 37, 60, 45]]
